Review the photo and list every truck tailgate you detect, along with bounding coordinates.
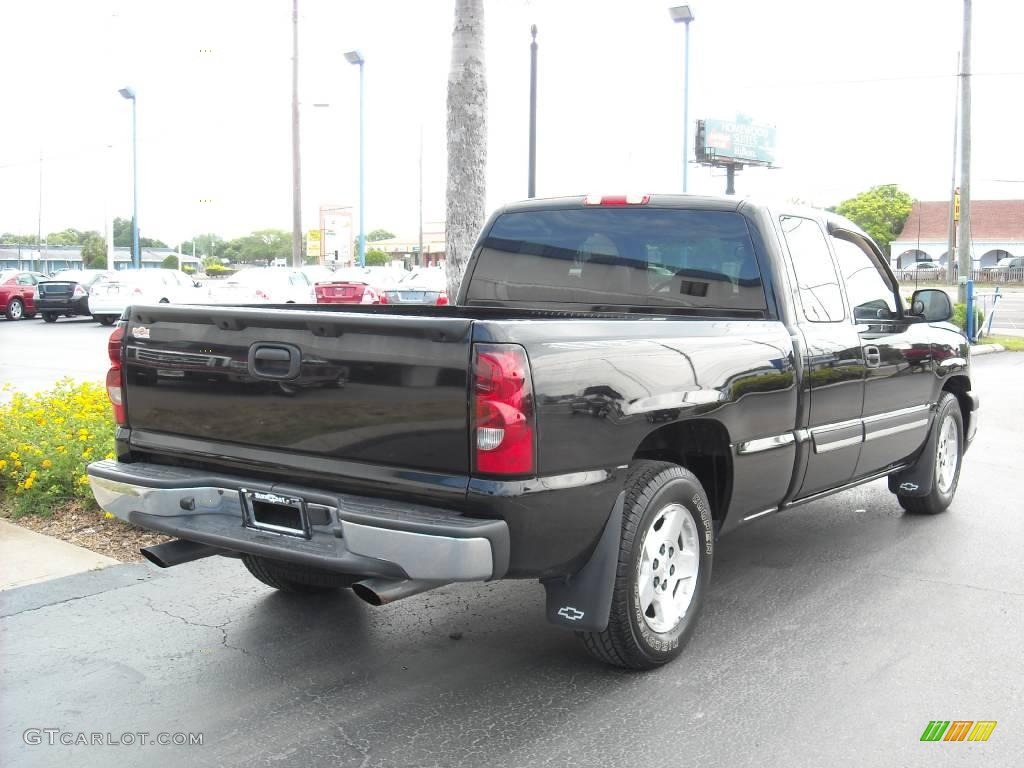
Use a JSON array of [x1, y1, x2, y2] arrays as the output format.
[[121, 305, 473, 476]]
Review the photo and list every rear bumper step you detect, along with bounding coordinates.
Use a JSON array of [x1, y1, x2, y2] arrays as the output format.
[[87, 459, 509, 581]]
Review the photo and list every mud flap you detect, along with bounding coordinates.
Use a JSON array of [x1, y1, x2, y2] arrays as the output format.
[[542, 491, 623, 632], [888, 412, 937, 497]]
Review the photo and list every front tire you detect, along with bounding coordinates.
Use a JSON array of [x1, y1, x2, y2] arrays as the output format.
[[43, 312, 58, 323], [579, 460, 713, 670], [241, 554, 359, 593], [898, 392, 963, 515]]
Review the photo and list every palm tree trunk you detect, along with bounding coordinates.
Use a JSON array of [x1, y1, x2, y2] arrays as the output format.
[[445, 0, 487, 301]]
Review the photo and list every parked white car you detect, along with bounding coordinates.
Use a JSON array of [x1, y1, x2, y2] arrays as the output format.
[[88, 269, 204, 325], [205, 267, 315, 305]]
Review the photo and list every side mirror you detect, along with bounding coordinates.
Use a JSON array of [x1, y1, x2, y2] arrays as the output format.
[[910, 289, 953, 322]]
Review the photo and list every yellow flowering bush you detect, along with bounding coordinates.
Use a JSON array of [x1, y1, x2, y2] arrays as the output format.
[[0, 379, 115, 516]]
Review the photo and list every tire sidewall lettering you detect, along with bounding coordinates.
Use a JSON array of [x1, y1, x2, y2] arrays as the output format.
[[629, 473, 713, 657]]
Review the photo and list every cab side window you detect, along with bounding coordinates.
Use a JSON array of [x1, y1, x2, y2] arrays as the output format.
[[779, 216, 844, 322], [830, 236, 898, 321]]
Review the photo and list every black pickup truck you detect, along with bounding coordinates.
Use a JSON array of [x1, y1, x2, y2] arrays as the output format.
[[88, 195, 978, 669]]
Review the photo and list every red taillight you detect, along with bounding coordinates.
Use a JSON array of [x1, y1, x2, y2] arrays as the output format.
[[379, 292, 388, 304], [583, 194, 650, 206], [360, 288, 378, 304], [473, 344, 534, 475], [255, 289, 270, 300], [436, 292, 449, 306], [106, 324, 126, 425], [73, 284, 87, 298]]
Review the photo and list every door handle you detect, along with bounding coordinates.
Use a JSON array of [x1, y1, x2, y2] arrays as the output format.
[[248, 343, 301, 379], [864, 345, 881, 368]]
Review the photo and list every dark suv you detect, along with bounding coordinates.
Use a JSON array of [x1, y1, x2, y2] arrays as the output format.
[[36, 269, 113, 322]]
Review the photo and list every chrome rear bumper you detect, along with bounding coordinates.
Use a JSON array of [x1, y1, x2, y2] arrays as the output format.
[[87, 460, 509, 581]]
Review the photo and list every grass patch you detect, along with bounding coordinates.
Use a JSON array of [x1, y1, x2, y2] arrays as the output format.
[[977, 335, 1024, 351], [0, 379, 115, 516]]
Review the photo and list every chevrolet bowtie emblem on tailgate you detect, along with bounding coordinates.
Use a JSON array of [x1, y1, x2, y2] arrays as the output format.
[[558, 606, 585, 621], [899, 482, 919, 492]]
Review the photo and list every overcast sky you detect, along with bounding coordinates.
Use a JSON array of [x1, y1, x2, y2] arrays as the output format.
[[2, 0, 1022, 246]]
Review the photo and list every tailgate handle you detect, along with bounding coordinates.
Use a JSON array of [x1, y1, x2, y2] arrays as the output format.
[[248, 343, 301, 380]]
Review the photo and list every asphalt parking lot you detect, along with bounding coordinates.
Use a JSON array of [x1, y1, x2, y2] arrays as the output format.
[[0, 316, 111, 396], [1, 349, 1021, 767]]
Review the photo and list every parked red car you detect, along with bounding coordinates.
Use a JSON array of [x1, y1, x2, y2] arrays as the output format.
[[309, 267, 402, 305], [0, 269, 48, 320]]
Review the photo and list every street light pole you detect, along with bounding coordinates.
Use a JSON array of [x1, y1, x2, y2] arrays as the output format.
[[118, 87, 140, 269], [957, 0, 973, 303], [669, 6, 695, 194], [345, 50, 366, 268], [528, 25, 538, 198], [291, 0, 303, 268]]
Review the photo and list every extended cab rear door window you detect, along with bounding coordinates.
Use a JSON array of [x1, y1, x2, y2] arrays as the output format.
[[466, 208, 767, 311], [779, 216, 845, 322]]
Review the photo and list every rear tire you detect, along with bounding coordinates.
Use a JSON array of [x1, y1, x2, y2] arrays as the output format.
[[97, 315, 116, 326], [898, 392, 963, 515], [241, 554, 359, 593], [578, 460, 714, 670], [5, 298, 24, 320], [43, 313, 58, 323]]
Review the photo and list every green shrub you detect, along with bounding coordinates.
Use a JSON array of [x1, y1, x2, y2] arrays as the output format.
[[951, 303, 984, 335], [0, 380, 115, 516]]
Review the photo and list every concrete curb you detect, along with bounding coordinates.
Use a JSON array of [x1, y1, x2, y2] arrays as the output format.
[[971, 344, 1006, 356]]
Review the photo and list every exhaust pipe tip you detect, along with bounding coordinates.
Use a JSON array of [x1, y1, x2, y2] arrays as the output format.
[[351, 578, 448, 606], [351, 581, 385, 606], [141, 539, 223, 569], [140, 547, 169, 569]]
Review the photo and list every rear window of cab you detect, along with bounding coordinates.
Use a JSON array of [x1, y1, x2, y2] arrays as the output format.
[[466, 208, 766, 311]]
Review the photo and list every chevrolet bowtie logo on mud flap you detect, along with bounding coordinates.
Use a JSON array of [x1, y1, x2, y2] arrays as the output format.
[[558, 606, 585, 621], [900, 482, 920, 492]]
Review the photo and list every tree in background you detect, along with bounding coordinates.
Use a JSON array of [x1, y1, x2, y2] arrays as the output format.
[[220, 229, 291, 265], [113, 216, 167, 249], [445, 0, 487, 301], [161, 254, 179, 270], [81, 234, 108, 269], [364, 248, 389, 266], [0, 233, 39, 245], [833, 185, 914, 256], [367, 229, 396, 242], [45, 228, 86, 246], [179, 233, 225, 261]]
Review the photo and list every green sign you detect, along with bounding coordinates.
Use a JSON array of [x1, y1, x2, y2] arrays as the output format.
[[700, 119, 776, 166]]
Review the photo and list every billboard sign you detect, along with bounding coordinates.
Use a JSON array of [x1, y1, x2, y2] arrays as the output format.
[[320, 206, 354, 265], [698, 119, 776, 166], [306, 229, 322, 259]]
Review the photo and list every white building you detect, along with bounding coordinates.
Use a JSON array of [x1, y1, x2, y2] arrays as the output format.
[[890, 199, 1024, 269]]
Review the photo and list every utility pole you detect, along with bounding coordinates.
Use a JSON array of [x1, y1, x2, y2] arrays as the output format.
[[957, 0, 973, 303], [418, 124, 424, 266], [946, 53, 960, 286], [105, 145, 115, 270], [291, 0, 303, 267], [36, 151, 43, 272], [528, 25, 538, 198]]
